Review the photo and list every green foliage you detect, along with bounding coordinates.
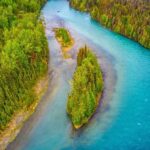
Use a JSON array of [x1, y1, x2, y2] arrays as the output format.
[[67, 46, 103, 128], [0, 0, 48, 131], [54, 28, 71, 46], [101, 14, 109, 26], [70, 0, 150, 49]]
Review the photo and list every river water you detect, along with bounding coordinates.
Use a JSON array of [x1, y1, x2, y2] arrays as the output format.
[[8, 0, 150, 150]]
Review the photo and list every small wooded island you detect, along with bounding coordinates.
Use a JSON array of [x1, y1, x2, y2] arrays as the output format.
[[53, 28, 74, 58], [67, 46, 104, 129]]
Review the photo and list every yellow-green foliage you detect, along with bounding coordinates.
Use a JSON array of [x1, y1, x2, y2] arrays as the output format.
[[67, 46, 103, 128], [54, 28, 71, 47], [0, 0, 48, 131], [70, 0, 150, 49]]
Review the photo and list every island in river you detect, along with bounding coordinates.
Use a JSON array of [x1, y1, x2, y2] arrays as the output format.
[[67, 46, 104, 129], [53, 28, 74, 58]]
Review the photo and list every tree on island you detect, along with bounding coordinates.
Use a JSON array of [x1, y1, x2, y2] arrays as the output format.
[[67, 46, 104, 129]]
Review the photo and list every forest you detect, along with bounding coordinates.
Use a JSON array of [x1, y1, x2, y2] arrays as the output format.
[[70, 0, 150, 49], [67, 46, 103, 129], [0, 0, 48, 131]]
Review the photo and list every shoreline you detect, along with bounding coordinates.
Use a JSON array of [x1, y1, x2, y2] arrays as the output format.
[[0, 74, 49, 150]]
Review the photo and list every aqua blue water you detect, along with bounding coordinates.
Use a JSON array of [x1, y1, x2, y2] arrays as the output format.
[[8, 0, 150, 150]]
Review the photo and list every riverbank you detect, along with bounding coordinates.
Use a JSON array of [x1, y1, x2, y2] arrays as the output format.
[[0, 0, 49, 148], [70, 0, 150, 49], [0, 75, 49, 150]]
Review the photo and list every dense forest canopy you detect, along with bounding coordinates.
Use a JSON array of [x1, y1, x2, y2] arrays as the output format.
[[67, 46, 103, 128], [0, 0, 48, 131], [70, 0, 150, 49]]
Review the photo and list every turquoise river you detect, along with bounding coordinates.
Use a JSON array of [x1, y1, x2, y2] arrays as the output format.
[[8, 0, 150, 150]]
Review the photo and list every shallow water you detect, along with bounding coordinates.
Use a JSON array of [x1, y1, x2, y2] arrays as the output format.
[[8, 0, 150, 150]]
